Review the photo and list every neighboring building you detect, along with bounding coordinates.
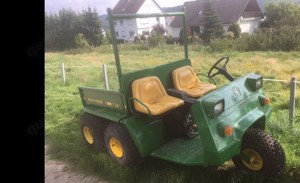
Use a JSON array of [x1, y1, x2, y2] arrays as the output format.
[[162, 6, 183, 36], [170, 0, 264, 38], [112, 0, 166, 42]]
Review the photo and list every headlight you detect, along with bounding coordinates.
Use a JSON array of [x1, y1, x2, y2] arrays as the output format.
[[214, 101, 224, 115], [246, 74, 263, 91], [203, 97, 225, 118]]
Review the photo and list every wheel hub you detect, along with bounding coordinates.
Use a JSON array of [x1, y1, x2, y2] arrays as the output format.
[[83, 126, 94, 144], [241, 149, 263, 171], [109, 137, 124, 158]]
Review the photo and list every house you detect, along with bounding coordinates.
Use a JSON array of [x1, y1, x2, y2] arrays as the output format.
[[170, 0, 265, 38], [162, 6, 183, 37], [112, 0, 166, 41]]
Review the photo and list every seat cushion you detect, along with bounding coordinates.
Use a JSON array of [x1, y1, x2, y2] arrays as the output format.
[[132, 76, 184, 115], [172, 66, 217, 98], [183, 82, 217, 98]]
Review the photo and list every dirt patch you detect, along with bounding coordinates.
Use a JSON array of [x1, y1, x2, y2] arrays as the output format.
[[45, 145, 108, 183]]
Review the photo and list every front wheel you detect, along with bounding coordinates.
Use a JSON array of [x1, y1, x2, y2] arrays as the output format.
[[232, 128, 285, 176]]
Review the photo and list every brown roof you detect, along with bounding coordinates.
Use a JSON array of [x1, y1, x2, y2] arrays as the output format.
[[170, 0, 262, 27], [112, 0, 163, 14]]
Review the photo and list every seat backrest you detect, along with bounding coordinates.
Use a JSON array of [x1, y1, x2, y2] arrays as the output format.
[[172, 66, 199, 90], [132, 76, 167, 105]]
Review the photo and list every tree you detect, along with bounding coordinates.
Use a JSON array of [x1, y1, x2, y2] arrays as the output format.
[[45, 13, 60, 50], [201, 0, 223, 44], [58, 8, 79, 50], [45, 7, 106, 51], [264, 0, 300, 28], [79, 7, 104, 46]]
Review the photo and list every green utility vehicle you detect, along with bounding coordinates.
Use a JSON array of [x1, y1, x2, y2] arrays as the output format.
[[78, 8, 285, 176]]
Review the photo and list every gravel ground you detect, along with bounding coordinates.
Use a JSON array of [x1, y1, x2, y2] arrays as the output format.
[[45, 145, 108, 183]]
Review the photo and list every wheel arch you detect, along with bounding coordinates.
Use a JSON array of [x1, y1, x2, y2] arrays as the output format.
[[250, 116, 266, 131]]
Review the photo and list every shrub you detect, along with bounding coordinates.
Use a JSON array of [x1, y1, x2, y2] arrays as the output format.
[[133, 36, 140, 44], [148, 34, 164, 48], [227, 23, 241, 38], [151, 23, 166, 35], [74, 33, 90, 48], [210, 38, 236, 52], [225, 31, 235, 39], [166, 35, 174, 45], [140, 35, 147, 42], [240, 32, 249, 38], [272, 26, 298, 51]]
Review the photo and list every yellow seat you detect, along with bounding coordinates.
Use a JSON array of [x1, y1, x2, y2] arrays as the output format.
[[132, 76, 184, 116], [172, 66, 217, 98]]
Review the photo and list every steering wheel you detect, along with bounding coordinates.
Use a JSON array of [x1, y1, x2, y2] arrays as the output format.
[[208, 56, 234, 81]]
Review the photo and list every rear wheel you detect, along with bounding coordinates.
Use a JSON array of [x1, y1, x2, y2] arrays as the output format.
[[80, 113, 108, 152], [104, 123, 142, 166], [232, 128, 285, 176]]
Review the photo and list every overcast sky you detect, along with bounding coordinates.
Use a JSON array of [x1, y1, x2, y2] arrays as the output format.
[[45, 0, 189, 15]]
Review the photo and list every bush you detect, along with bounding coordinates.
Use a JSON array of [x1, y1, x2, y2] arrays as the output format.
[[227, 23, 241, 38], [166, 35, 174, 45], [240, 32, 249, 38], [225, 31, 235, 39], [148, 34, 165, 48], [151, 23, 166, 35], [210, 38, 236, 52], [272, 26, 298, 51], [133, 36, 140, 44], [74, 33, 90, 48]]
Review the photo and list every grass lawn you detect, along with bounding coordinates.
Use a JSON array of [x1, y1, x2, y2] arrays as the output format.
[[45, 45, 300, 182]]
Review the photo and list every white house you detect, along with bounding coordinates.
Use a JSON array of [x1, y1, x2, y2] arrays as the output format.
[[112, 0, 166, 42], [169, 0, 265, 38]]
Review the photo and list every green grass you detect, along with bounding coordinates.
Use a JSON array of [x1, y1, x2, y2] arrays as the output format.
[[46, 45, 300, 182]]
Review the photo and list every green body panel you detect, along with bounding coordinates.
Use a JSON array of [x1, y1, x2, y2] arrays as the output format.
[[121, 59, 191, 113], [78, 87, 128, 122], [121, 116, 165, 157], [189, 74, 271, 166]]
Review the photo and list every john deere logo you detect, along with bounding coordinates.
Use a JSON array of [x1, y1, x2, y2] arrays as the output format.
[[232, 86, 241, 97]]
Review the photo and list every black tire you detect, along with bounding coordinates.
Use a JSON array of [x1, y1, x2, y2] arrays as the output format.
[[80, 113, 108, 152], [104, 123, 142, 166], [232, 128, 286, 176]]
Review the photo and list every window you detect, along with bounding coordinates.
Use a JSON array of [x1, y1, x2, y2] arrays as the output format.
[[115, 32, 119, 37], [129, 31, 135, 37], [120, 20, 123, 26], [114, 21, 117, 26]]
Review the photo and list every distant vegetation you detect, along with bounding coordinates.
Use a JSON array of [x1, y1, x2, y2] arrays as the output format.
[[209, 0, 300, 52], [45, 7, 108, 51], [45, 1, 300, 52]]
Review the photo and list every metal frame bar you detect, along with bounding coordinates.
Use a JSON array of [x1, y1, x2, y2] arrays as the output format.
[[107, 7, 188, 93]]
